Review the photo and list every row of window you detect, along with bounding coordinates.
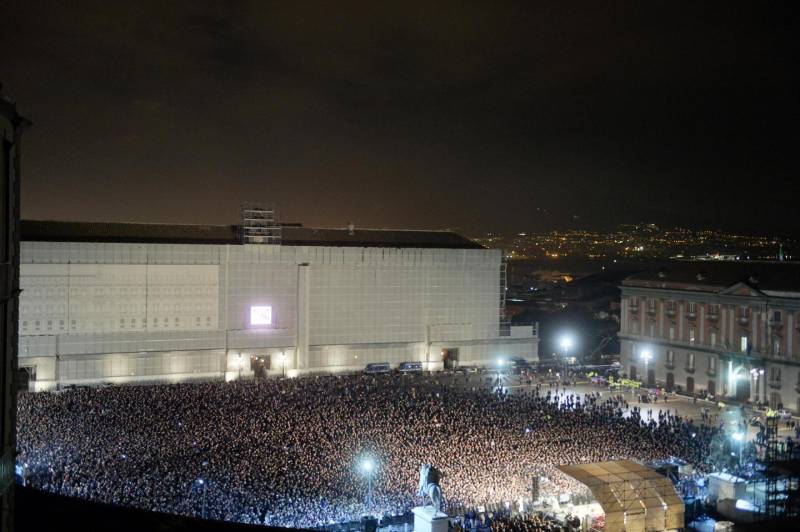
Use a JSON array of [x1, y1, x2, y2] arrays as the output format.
[[630, 299, 789, 323], [20, 316, 215, 333], [634, 319, 787, 356], [22, 304, 218, 314], [662, 350, 714, 372], [639, 348, 798, 388]]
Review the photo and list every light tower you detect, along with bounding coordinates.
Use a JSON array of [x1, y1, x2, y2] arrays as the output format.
[[640, 348, 653, 386], [360, 457, 376, 514], [559, 334, 574, 371]]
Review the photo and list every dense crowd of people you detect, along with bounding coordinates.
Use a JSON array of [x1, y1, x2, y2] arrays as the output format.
[[455, 509, 565, 531], [17, 372, 720, 528]]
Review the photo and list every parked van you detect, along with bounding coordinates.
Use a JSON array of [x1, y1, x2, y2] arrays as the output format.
[[398, 361, 423, 373], [364, 362, 391, 374]]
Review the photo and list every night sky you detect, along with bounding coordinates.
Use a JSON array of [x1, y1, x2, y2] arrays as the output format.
[[1, 1, 797, 235]]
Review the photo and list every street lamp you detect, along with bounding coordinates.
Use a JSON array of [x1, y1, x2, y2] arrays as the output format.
[[278, 351, 287, 378], [732, 432, 745, 468], [360, 457, 376, 514], [196, 478, 207, 518], [559, 335, 573, 359], [640, 348, 653, 387], [750, 368, 764, 405], [559, 335, 574, 373]]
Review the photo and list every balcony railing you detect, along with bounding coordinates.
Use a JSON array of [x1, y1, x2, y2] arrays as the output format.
[[685, 365, 695, 374], [707, 313, 719, 322], [738, 316, 749, 325]]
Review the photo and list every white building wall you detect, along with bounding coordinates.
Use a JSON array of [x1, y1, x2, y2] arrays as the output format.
[[19, 241, 536, 389]]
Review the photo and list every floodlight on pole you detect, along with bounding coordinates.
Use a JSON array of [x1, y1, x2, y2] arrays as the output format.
[[196, 478, 207, 518], [361, 457, 374, 474], [749, 368, 764, 402], [732, 432, 746, 467], [360, 457, 376, 514], [640, 348, 653, 386], [559, 336, 573, 351], [559, 334, 573, 368]]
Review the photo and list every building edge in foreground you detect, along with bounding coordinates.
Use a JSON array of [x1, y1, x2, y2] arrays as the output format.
[[1, 89, 31, 532]]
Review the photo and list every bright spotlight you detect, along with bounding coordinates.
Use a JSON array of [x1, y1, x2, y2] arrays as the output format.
[[640, 349, 653, 363], [360, 457, 375, 474], [559, 336, 573, 350], [732, 432, 745, 442]]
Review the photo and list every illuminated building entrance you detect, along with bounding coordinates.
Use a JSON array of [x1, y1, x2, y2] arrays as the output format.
[[251, 355, 270, 380], [442, 348, 459, 370]]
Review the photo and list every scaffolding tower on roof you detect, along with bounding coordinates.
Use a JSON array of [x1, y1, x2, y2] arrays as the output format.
[[240, 203, 281, 244]]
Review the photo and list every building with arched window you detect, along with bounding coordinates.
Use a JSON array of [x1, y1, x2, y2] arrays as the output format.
[[619, 262, 800, 412]]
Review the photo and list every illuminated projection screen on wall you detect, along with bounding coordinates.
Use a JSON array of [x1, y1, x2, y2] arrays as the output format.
[[250, 305, 272, 326]]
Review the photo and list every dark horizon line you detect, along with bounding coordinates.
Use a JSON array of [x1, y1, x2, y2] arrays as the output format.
[[17, 213, 800, 242], [466, 223, 799, 240]]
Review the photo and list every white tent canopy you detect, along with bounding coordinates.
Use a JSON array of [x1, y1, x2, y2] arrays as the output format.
[[558, 460, 684, 532]]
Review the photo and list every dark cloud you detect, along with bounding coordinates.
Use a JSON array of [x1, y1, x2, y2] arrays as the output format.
[[1, 1, 797, 235]]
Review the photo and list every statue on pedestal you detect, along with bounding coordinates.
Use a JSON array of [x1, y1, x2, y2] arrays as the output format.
[[417, 463, 444, 512]]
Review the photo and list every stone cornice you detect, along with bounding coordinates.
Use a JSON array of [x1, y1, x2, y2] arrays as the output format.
[[620, 285, 800, 309]]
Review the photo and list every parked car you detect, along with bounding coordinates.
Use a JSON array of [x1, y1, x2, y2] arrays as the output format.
[[507, 357, 531, 374]]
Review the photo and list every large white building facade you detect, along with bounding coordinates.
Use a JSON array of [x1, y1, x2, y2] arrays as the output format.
[[17, 219, 537, 391], [619, 262, 800, 413]]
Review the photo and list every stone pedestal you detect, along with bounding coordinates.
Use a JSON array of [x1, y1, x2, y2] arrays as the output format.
[[412, 506, 448, 532]]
